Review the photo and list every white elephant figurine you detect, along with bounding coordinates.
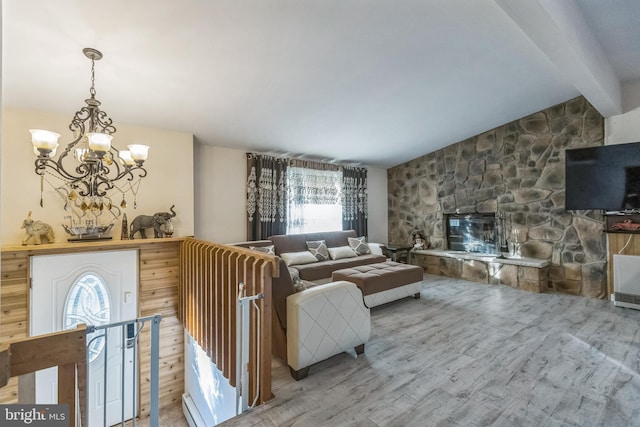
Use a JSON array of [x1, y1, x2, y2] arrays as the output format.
[[21, 211, 55, 245], [130, 205, 177, 239]]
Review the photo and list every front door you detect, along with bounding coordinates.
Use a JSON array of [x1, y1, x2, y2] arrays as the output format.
[[31, 250, 138, 426]]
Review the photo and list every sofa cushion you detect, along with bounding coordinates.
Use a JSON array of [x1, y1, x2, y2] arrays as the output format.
[[295, 253, 387, 281], [280, 251, 318, 266], [348, 236, 371, 255], [269, 230, 358, 255], [332, 261, 424, 296], [293, 279, 320, 292], [230, 240, 273, 250], [266, 230, 386, 281], [250, 244, 275, 254], [328, 246, 358, 260], [306, 240, 330, 261], [288, 267, 300, 282]]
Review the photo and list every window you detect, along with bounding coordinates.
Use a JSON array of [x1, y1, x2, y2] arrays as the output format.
[[288, 203, 343, 234], [63, 272, 111, 363], [246, 153, 368, 239], [287, 165, 342, 234]]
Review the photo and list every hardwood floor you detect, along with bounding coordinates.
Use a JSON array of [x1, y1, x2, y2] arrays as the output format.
[[124, 404, 188, 427], [223, 274, 640, 426]]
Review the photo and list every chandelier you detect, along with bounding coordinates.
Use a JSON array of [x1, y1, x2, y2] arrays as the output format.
[[30, 48, 149, 236]]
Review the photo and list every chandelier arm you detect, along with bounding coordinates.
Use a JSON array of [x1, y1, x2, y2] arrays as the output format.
[[69, 105, 117, 136], [73, 162, 97, 196], [94, 110, 116, 134], [56, 131, 86, 165], [34, 157, 91, 182], [91, 175, 115, 198], [85, 163, 147, 197], [108, 166, 148, 187], [71, 178, 94, 198], [68, 107, 89, 136], [83, 160, 116, 198], [125, 166, 148, 181]]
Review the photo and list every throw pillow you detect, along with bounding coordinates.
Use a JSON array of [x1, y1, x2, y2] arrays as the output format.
[[306, 240, 330, 261], [280, 251, 318, 266], [294, 281, 307, 293], [293, 278, 319, 293], [288, 267, 300, 283], [328, 246, 358, 260], [249, 245, 275, 255], [348, 236, 371, 255]]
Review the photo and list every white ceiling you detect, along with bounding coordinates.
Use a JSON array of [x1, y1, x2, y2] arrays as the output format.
[[3, 0, 640, 167]]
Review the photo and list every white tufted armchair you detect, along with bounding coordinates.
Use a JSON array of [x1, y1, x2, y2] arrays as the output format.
[[286, 280, 371, 380]]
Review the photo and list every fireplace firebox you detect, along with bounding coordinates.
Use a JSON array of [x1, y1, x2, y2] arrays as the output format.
[[445, 213, 498, 255]]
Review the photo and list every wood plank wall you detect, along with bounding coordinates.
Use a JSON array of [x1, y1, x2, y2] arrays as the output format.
[[0, 250, 29, 402], [138, 241, 182, 417], [0, 238, 183, 418], [607, 233, 640, 296], [179, 239, 277, 405]]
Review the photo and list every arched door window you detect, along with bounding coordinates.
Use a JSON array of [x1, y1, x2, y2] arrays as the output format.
[[63, 272, 111, 363]]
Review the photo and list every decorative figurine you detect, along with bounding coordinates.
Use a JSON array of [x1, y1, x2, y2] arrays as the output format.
[[162, 218, 174, 237], [410, 230, 427, 249], [21, 211, 55, 245], [612, 219, 640, 231], [130, 205, 177, 239], [121, 213, 129, 240]]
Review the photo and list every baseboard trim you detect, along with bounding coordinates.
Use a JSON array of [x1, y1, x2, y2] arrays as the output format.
[[182, 393, 206, 427]]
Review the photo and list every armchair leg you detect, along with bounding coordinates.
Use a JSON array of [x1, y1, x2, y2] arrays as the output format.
[[414, 292, 421, 299], [289, 366, 310, 381], [354, 344, 365, 355]]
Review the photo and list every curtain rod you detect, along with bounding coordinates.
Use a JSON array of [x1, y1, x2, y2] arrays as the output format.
[[246, 151, 366, 169]]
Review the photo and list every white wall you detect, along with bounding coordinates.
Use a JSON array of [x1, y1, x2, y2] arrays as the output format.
[[184, 332, 236, 426], [366, 166, 388, 243], [193, 144, 389, 244], [0, 7, 3, 248], [1, 107, 194, 245], [194, 144, 247, 243], [605, 104, 640, 145]]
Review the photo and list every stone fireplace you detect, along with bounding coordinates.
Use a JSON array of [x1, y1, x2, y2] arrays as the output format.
[[387, 96, 607, 298]]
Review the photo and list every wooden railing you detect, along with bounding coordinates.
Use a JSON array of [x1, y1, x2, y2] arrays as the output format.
[[179, 238, 277, 405], [0, 325, 87, 426]]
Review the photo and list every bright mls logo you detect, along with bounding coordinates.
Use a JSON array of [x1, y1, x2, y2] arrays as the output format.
[[1, 405, 69, 426]]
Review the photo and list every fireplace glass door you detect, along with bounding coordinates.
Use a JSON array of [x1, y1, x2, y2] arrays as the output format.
[[445, 213, 498, 254]]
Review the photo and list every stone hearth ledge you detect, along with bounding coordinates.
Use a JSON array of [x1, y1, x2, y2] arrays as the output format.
[[412, 249, 549, 268], [411, 249, 550, 293]]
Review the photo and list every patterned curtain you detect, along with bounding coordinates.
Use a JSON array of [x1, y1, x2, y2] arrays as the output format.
[[287, 159, 342, 234], [342, 166, 368, 236], [246, 153, 288, 240]]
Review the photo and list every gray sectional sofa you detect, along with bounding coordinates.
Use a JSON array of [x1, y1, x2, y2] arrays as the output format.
[[268, 230, 387, 281]]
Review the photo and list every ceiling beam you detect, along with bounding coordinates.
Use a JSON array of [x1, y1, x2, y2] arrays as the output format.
[[495, 0, 622, 117]]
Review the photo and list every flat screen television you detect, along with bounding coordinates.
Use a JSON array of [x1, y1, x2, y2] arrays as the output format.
[[565, 142, 640, 211]]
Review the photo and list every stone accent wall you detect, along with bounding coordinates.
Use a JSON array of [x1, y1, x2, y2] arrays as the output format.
[[388, 96, 607, 298]]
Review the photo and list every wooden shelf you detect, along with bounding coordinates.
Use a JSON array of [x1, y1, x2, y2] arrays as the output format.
[[2, 236, 187, 255]]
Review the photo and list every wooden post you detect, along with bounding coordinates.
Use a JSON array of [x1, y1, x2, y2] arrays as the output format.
[[1, 326, 86, 426], [58, 363, 76, 421], [0, 344, 10, 388]]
